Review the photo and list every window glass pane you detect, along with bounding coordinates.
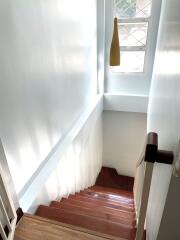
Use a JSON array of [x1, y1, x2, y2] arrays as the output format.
[[115, 0, 152, 18], [119, 22, 148, 46], [110, 51, 145, 73]]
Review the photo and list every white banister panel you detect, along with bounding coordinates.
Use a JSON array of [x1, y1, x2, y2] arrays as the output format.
[[135, 161, 154, 240], [0, 140, 17, 240], [0, 196, 12, 232], [134, 161, 146, 220], [134, 132, 157, 240], [134, 132, 174, 240], [0, 222, 7, 240]]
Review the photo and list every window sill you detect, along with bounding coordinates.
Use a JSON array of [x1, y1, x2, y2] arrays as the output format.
[[103, 93, 148, 113]]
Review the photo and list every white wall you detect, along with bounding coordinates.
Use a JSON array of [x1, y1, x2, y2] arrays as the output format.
[[97, 0, 105, 94], [0, 0, 98, 195], [0, 140, 19, 210], [146, 0, 180, 239], [103, 111, 147, 177]]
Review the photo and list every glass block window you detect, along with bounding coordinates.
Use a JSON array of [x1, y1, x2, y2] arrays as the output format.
[[111, 51, 145, 73], [112, 0, 152, 73], [115, 0, 152, 18], [119, 22, 148, 47]]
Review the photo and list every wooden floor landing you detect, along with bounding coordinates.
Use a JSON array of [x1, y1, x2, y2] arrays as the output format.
[[15, 214, 126, 240]]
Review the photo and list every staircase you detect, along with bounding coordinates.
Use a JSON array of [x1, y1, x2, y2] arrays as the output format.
[[14, 167, 136, 240], [96, 167, 134, 191]]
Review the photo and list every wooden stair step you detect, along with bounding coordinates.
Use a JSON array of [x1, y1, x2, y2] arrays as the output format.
[[95, 167, 134, 192], [70, 194, 135, 211], [35, 205, 136, 240], [57, 198, 135, 218], [50, 201, 136, 227], [51, 201, 135, 220], [77, 192, 135, 207], [89, 185, 134, 197], [89, 186, 134, 199], [14, 214, 121, 240], [83, 189, 134, 204], [64, 195, 134, 212]]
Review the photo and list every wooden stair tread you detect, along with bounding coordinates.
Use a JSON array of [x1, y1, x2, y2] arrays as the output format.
[[79, 191, 134, 204], [95, 167, 134, 192], [27, 169, 137, 240], [59, 197, 135, 216], [51, 201, 135, 220], [89, 186, 134, 199], [67, 194, 134, 212], [82, 189, 134, 204], [89, 185, 134, 196], [74, 193, 134, 208], [35, 205, 136, 239], [50, 201, 136, 226], [14, 214, 123, 240]]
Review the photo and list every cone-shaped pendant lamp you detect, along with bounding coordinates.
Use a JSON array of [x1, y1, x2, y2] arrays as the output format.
[[110, 17, 120, 66]]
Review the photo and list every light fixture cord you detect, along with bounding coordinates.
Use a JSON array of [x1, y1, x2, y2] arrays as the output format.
[[113, 0, 116, 17]]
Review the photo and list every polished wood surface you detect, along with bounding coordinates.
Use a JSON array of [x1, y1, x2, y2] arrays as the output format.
[[82, 189, 134, 204], [95, 167, 134, 191], [15, 168, 137, 240], [89, 186, 134, 198], [65, 194, 134, 212], [14, 214, 117, 240], [36, 205, 135, 239], [50, 201, 136, 226], [35, 181, 136, 240], [83, 193, 133, 207], [52, 198, 135, 219]]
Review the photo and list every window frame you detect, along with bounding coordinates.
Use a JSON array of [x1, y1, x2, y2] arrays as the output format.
[[110, 0, 159, 75], [104, 0, 162, 95]]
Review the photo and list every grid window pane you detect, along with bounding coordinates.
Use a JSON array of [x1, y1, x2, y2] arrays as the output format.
[[110, 51, 145, 73], [115, 0, 152, 18], [119, 22, 148, 46]]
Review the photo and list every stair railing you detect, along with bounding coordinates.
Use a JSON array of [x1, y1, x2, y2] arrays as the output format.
[[134, 132, 173, 240], [0, 140, 17, 240]]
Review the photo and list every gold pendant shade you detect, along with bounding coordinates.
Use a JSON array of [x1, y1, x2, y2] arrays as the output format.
[[110, 17, 120, 66]]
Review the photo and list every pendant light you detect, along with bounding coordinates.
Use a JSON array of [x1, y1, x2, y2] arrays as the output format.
[[110, 16, 120, 66]]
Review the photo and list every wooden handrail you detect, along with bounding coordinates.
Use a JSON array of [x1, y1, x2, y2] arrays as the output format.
[[144, 132, 158, 163], [136, 132, 158, 168], [157, 150, 174, 164], [137, 132, 173, 167], [145, 132, 174, 164]]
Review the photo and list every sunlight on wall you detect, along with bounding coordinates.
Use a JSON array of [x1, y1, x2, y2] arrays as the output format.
[[156, 51, 180, 75], [146, 1, 180, 239], [0, 0, 98, 196], [28, 106, 103, 213]]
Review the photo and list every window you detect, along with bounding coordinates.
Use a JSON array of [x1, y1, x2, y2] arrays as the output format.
[[111, 0, 152, 73]]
